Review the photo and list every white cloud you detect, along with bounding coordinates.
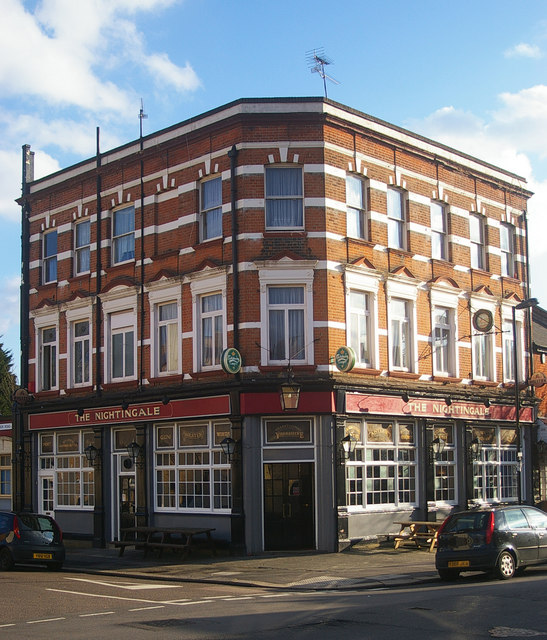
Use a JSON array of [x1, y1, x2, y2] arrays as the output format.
[[0, 0, 200, 115], [504, 43, 542, 59], [0, 275, 20, 337]]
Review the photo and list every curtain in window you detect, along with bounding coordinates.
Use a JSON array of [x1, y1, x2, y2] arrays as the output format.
[[113, 208, 135, 262], [76, 222, 90, 272], [202, 179, 222, 239], [268, 287, 305, 361], [265, 167, 303, 227]]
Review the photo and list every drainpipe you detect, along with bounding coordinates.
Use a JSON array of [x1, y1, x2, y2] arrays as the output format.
[[228, 145, 239, 352], [139, 109, 146, 389], [95, 128, 103, 397]]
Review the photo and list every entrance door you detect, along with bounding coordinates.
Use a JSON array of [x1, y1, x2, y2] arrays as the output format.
[[118, 475, 136, 534], [263, 462, 314, 551], [40, 476, 54, 516]]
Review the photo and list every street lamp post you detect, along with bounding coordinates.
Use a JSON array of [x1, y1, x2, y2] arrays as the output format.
[[512, 297, 538, 504]]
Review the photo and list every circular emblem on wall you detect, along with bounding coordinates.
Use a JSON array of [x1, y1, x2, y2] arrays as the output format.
[[13, 388, 33, 406], [335, 346, 356, 372], [221, 348, 242, 374], [530, 372, 547, 388], [472, 309, 494, 333]]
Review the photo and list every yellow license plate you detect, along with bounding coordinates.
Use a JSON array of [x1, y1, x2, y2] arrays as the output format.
[[448, 560, 470, 568], [33, 553, 53, 560]]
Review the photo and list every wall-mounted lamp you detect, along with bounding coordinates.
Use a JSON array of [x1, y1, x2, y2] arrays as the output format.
[[280, 370, 301, 411], [445, 397, 452, 407], [220, 437, 237, 461], [483, 399, 491, 408], [401, 392, 410, 403], [84, 444, 101, 465], [162, 396, 170, 405], [430, 437, 446, 462], [340, 434, 357, 461], [469, 437, 482, 461], [77, 407, 85, 417], [121, 400, 129, 411], [127, 441, 144, 467]]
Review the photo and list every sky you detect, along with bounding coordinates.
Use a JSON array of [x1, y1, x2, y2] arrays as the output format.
[[2, 0, 547, 381]]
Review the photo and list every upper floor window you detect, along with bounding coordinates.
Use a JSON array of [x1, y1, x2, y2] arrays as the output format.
[[72, 319, 90, 386], [433, 306, 455, 376], [265, 167, 303, 229], [112, 206, 135, 264], [40, 326, 57, 390], [75, 220, 90, 275], [502, 319, 514, 382], [200, 177, 222, 241], [431, 202, 448, 260], [200, 293, 224, 369], [500, 223, 516, 278], [43, 230, 58, 283], [346, 175, 368, 239], [349, 290, 372, 367], [157, 302, 179, 375], [110, 311, 135, 381], [390, 297, 412, 370], [473, 327, 494, 381], [268, 286, 305, 362], [387, 188, 407, 250], [470, 213, 486, 270]]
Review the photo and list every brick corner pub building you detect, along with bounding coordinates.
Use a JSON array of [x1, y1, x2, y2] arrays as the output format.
[[15, 97, 536, 552]]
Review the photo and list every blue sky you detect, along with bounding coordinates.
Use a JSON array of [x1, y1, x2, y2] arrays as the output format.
[[2, 0, 547, 380]]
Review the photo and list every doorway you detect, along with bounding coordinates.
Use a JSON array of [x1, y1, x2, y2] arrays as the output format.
[[118, 475, 136, 534], [263, 462, 314, 551]]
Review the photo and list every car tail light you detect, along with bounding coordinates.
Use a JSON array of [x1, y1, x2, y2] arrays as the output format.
[[12, 516, 20, 539], [485, 511, 495, 544], [436, 516, 450, 537]]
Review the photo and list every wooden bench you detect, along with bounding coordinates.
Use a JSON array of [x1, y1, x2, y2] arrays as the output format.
[[112, 526, 216, 559], [393, 521, 441, 552]]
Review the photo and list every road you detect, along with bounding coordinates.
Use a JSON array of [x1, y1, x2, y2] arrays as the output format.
[[1, 567, 547, 638]]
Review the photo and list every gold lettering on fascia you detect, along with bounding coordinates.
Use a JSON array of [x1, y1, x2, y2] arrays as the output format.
[[76, 406, 161, 422], [407, 401, 488, 417]]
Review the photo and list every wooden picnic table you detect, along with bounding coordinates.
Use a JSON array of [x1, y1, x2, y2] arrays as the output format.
[[393, 520, 442, 552], [112, 525, 216, 559]]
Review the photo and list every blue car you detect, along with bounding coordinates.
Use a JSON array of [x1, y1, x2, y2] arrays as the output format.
[[436, 505, 547, 580], [0, 511, 65, 571]]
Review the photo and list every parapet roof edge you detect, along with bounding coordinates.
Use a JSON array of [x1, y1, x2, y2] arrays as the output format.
[[26, 97, 530, 195]]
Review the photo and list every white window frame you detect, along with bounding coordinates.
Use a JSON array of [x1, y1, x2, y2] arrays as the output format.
[[470, 213, 486, 270], [472, 427, 518, 504], [346, 174, 368, 240], [112, 205, 135, 265], [74, 219, 91, 275], [102, 295, 138, 383], [431, 201, 448, 261], [154, 421, 232, 513], [43, 229, 58, 284], [430, 285, 460, 378], [148, 285, 182, 378], [33, 312, 59, 392], [200, 176, 223, 241], [258, 261, 315, 366], [189, 271, 227, 373], [432, 424, 457, 505], [387, 187, 407, 250], [265, 166, 304, 229], [345, 267, 381, 369], [66, 306, 93, 388], [0, 453, 11, 497], [500, 223, 516, 278], [386, 279, 418, 373]]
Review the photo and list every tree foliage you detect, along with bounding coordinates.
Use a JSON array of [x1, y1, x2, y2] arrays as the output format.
[[0, 341, 16, 416]]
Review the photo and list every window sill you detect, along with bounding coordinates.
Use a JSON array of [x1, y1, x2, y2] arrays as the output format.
[[102, 380, 139, 391], [149, 374, 183, 385], [470, 380, 498, 387], [264, 229, 306, 236], [432, 376, 462, 384], [388, 371, 420, 380], [259, 364, 317, 373], [64, 386, 94, 395], [345, 367, 381, 376]]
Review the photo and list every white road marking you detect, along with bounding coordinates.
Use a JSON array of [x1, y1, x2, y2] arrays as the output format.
[[79, 612, 115, 617], [129, 606, 166, 612], [259, 593, 292, 598], [27, 617, 66, 624], [222, 597, 254, 601], [48, 588, 209, 608], [66, 577, 181, 590], [0, 624, 16, 628]]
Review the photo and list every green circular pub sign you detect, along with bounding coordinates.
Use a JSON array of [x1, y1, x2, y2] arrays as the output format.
[[335, 346, 356, 372], [221, 348, 242, 374]]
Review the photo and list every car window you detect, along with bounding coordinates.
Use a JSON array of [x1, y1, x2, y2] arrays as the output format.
[[503, 509, 530, 530], [0, 513, 13, 531], [523, 507, 547, 529], [444, 512, 490, 533], [18, 514, 56, 532]]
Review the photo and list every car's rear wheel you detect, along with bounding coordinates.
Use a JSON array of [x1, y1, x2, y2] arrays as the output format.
[[438, 568, 460, 581], [496, 551, 516, 580], [0, 548, 15, 571]]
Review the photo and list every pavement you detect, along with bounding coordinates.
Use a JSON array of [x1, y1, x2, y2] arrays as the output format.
[[63, 539, 440, 591]]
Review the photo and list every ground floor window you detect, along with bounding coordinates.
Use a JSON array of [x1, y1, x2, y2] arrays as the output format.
[[155, 421, 232, 512], [345, 419, 417, 509], [0, 454, 11, 497], [38, 431, 95, 508], [472, 426, 518, 502], [432, 424, 457, 504]]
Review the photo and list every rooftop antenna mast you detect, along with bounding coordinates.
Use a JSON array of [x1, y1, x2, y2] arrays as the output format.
[[139, 98, 148, 140], [306, 48, 340, 98]]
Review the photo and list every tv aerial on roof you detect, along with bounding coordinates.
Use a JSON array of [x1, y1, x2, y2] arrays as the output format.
[[306, 48, 340, 98]]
